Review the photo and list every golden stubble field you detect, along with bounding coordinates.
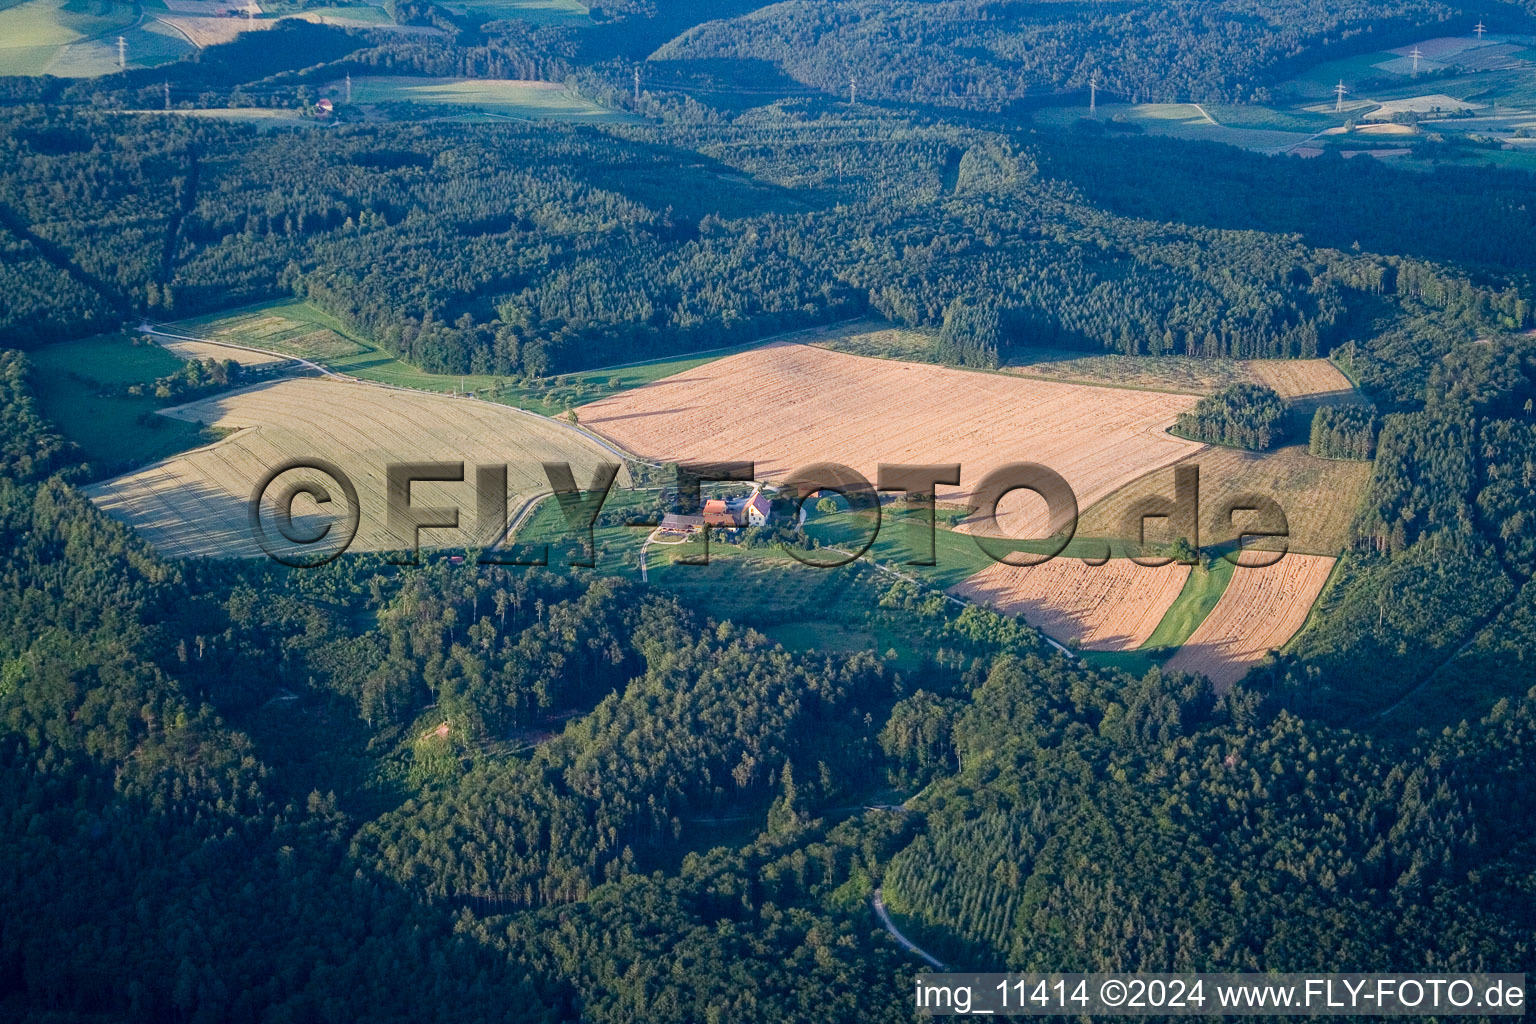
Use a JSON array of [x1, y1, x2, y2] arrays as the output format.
[[150, 336, 287, 368], [576, 343, 1206, 537], [1076, 444, 1373, 555], [86, 377, 625, 559], [1164, 553, 1337, 688], [951, 558, 1192, 651]]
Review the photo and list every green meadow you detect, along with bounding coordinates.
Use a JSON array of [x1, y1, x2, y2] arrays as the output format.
[[26, 333, 212, 472], [0, 0, 190, 77], [438, 0, 591, 26]]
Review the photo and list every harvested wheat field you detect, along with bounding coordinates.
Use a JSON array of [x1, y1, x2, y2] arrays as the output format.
[[86, 377, 623, 559], [151, 336, 288, 368], [576, 343, 1204, 538], [1077, 445, 1371, 555], [156, 14, 268, 46], [1164, 553, 1336, 688], [1245, 359, 1356, 402], [951, 558, 1191, 651]]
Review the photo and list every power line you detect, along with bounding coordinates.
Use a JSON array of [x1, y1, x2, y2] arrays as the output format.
[[1474, 19, 1487, 39], [1334, 79, 1348, 113], [1410, 46, 1423, 76], [1089, 71, 1098, 115], [117, 36, 126, 71]]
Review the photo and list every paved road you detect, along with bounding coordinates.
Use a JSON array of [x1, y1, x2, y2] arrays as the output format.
[[872, 888, 947, 969]]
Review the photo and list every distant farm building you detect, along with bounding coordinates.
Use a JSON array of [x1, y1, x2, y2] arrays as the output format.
[[658, 489, 773, 535], [315, 98, 334, 116], [743, 492, 771, 526]]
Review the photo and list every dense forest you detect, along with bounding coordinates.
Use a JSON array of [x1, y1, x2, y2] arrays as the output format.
[[1310, 405, 1379, 460], [4, 335, 1536, 1018], [1173, 382, 1288, 449], [653, 0, 1462, 109], [6, 4, 1536, 1020], [1, 104, 1524, 377]]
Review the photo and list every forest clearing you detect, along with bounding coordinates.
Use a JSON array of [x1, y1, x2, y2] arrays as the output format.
[[950, 558, 1191, 651], [1163, 553, 1338, 688], [339, 77, 631, 120], [1007, 351, 1357, 401], [85, 377, 623, 558], [575, 342, 1206, 538], [166, 302, 367, 360]]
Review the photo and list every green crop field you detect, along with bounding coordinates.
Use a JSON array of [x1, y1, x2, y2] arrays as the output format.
[[1034, 102, 1317, 152], [1283, 50, 1407, 99], [344, 76, 632, 121], [0, 0, 190, 77], [26, 334, 213, 472], [1202, 102, 1338, 132]]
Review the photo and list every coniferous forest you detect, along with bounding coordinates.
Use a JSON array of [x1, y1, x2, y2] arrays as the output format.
[[4, 1, 1536, 1020]]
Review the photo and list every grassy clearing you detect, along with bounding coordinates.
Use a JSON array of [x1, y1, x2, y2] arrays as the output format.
[[802, 503, 1155, 590], [439, 0, 590, 25], [1140, 557, 1235, 649], [646, 549, 925, 673], [0, 0, 131, 75], [1034, 102, 1316, 152], [1202, 103, 1336, 132], [509, 490, 966, 675], [1284, 51, 1406, 99], [494, 341, 773, 416], [295, 3, 393, 23], [27, 333, 213, 471], [805, 320, 939, 363], [171, 299, 367, 359], [1007, 349, 1247, 394], [169, 299, 511, 394], [164, 298, 778, 413], [508, 487, 653, 571], [140, 107, 311, 127], [344, 76, 632, 121]]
